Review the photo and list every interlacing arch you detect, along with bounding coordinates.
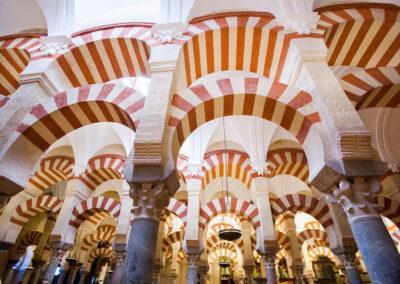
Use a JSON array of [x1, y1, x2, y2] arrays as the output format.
[[15, 84, 145, 154], [80, 225, 116, 252], [175, 12, 324, 92], [315, 3, 400, 68], [26, 155, 75, 196], [69, 196, 120, 228], [308, 246, 335, 262], [88, 247, 115, 264], [340, 66, 400, 109], [377, 196, 400, 227], [164, 198, 188, 226], [164, 247, 186, 263], [169, 76, 321, 159], [201, 150, 258, 190], [266, 149, 309, 183], [50, 26, 152, 89], [276, 230, 291, 252], [270, 194, 333, 229], [199, 197, 260, 231], [208, 247, 238, 266], [297, 228, 328, 246], [10, 195, 62, 227], [13, 231, 42, 259], [162, 230, 184, 254], [78, 154, 126, 191], [275, 248, 289, 264], [0, 36, 42, 96]]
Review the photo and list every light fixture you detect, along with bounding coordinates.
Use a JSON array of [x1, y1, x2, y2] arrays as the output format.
[[218, 256, 231, 268], [218, 116, 242, 241]]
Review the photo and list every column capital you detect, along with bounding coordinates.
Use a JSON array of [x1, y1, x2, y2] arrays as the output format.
[[115, 250, 126, 266], [326, 178, 381, 223], [129, 181, 172, 220], [198, 265, 209, 279], [31, 258, 47, 269], [260, 251, 277, 269], [332, 246, 359, 270], [243, 264, 255, 276], [186, 252, 201, 268]]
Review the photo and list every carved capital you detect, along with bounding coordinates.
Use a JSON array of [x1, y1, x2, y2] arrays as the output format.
[[278, 12, 320, 34], [115, 250, 126, 266], [326, 178, 380, 223], [333, 247, 359, 269], [48, 241, 70, 263], [243, 264, 255, 276], [39, 35, 72, 56], [31, 258, 46, 269], [260, 252, 276, 269], [186, 252, 200, 268], [129, 182, 171, 220], [151, 23, 187, 44], [198, 265, 209, 279]]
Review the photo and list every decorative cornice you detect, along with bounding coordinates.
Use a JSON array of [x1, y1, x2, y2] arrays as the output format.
[[39, 35, 72, 56], [277, 12, 320, 35], [151, 22, 187, 44]]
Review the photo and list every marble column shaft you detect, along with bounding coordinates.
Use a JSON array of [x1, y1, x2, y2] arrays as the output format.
[[111, 250, 125, 283]]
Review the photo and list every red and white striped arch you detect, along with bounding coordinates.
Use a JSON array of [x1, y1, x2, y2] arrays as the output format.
[[0, 37, 41, 96], [88, 247, 115, 264], [13, 231, 42, 259], [199, 197, 260, 231], [340, 66, 400, 109], [209, 247, 238, 265], [176, 12, 323, 92], [275, 248, 289, 264], [10, 195, 62, 227], [316, 3, 400, 68], [169, 76, 321, 158], [52, 29, 151, 89], [69, 196, 121, 228], [270, 194, 333, 229], [297, 228, 328, 246], [377, 196, 400, 227], [78, 154, 126, 191], [165, 198, 188, 226], [162, 230, 184, 253], [201, 150, 257, 190], [267, 149, 309, 183], [81, 225, 116, 252], [308, 246, 335, 262], [15, 84, 145, 153], [26, 155, 75, 196], [276, 231, 291, 252]]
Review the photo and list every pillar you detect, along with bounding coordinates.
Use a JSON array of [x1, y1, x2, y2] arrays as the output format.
[[328, 178, 400, 284], [122, 182, 171, 283], [30, 259, 46, 284], [198, 265, 209, 284], [333, 247, 363, 284], [243, 264, 255, 284], [2, 259, 18, 284], [187, 252, 200, 284], [79, 270, 88, 284], [282, 216, 304, 284], [152, 263, 162, 284], [40, 244, 69, 283], [260, 249, 278, 284], [66, 261, 81, 284], [111, 249, 125, 283]]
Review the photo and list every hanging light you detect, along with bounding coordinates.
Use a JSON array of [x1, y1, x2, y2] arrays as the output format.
[[218, 116, 242, 241], [218, 256, 231, 268]]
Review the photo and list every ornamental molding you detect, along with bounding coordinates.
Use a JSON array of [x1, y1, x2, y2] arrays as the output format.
[[151, 22, 187, 44], [40, 35, 72, 56], [129, 181, 171, 220], [186, 252, 200, 268], [133, 140, 163, 165], [326, 178, 381, 223], [277, 12, 320, 35]]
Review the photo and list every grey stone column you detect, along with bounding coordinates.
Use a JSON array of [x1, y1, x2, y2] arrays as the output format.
[[332, 246, 363, 284], [66, 262, 81, 284], [2, 259, 18, 284], [152, 263, 162, 284], [328, 178, 400, 284], [79, 270, 88, 284], [243, 265, 255, 284], [122, 182, 172, 283], [198, 265, 209, 284], [291, 262, 304, 284], [111, 249, 125, 283], [260, 249, 278, 284], [187, 253, 200, 284], [40, 245, 69, 283], [30, 259, 46, 284]]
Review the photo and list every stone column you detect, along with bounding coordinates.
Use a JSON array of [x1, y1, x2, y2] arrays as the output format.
[[79, 270, 88, 284], [152, 263, 162, 284], [333, 247, 363, 284], [187, 252, 200, 284], [30, 259, 46, 284], [110, 249, 125, 283], [2, 259, 18, 284], [243, 264, 255, 284], [198, 265, 209, 284], [40, 244, 69, 283], [260, 250, 278, 284], [328, 178, 400, 284], [66, 261, 81, 284], [122, 182, 171, 283]]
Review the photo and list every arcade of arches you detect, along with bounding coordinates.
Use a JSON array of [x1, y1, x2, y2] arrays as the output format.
[[0, 1, 400, 283]]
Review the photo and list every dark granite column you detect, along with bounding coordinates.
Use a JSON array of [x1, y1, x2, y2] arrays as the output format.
[[328, 178, 400, 284], [123, 182, 171, 283], [152, 263, 162, 284], [110, 249, 125, 283], [260, 249, 278, 284], [333, 246, 363, 284], [66, 261, 81, 284], [2, 259, 18, 284], [243, 265, 255, 284], [198, 265, 209, 284]]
